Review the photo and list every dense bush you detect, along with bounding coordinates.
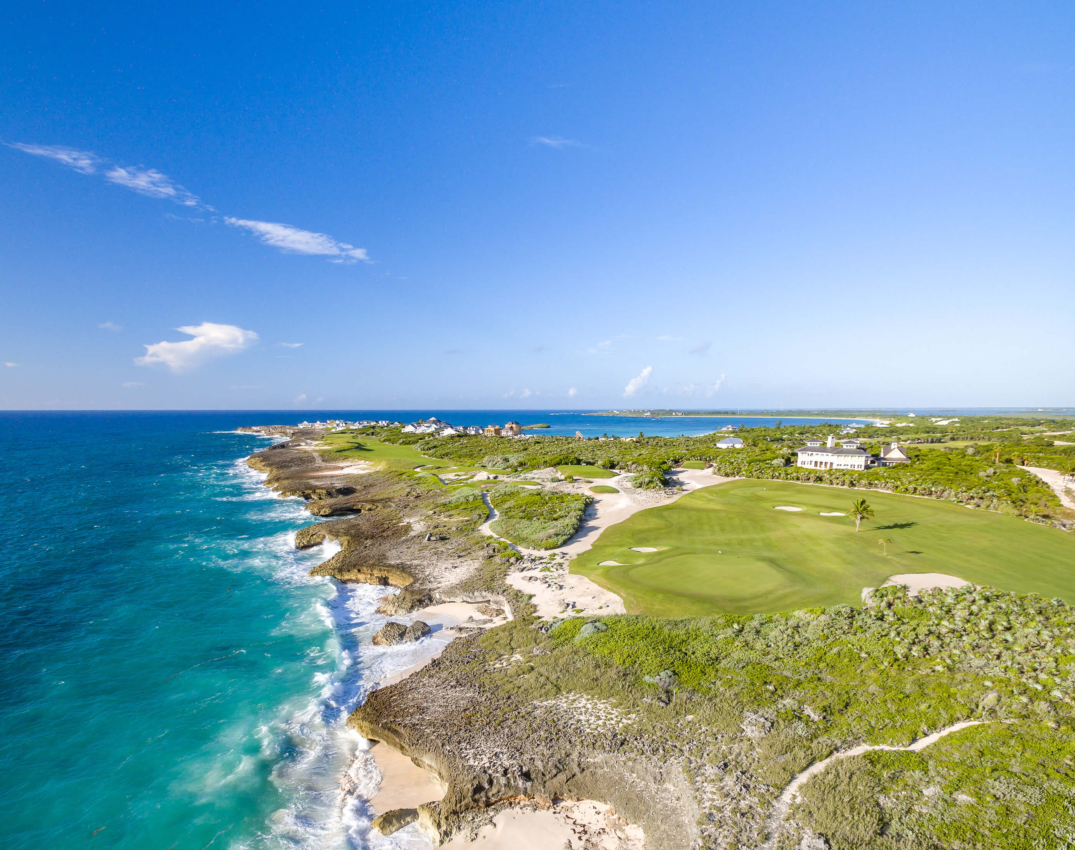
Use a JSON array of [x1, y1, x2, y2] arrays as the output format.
[[630, 469, 667, 490], [488, 484, 591, 549]]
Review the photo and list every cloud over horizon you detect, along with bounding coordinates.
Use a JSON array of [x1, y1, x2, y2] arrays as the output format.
[[623, 366, 653, 397], [136, 322, 259, 372], [225, 218, 370, 263]]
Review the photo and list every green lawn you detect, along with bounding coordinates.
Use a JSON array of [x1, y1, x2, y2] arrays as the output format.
[[573, 479, 1075, 617], [319, 434, 454, 471], [557, 464, 617, 479], [679, 460, 708, 470], [590, 485, 619, 494]]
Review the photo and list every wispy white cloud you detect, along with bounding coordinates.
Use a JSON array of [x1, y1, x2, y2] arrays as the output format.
[[278, 342, 303, 348], [136, 322, 259, 372], [568, 387, 579, 397], [671, 374, 725, 397], [10, 141, 372, 264], [104, 165, 203, 207], [689, 340, 711, 356], [99, 321, 123, 332], [587, 339, 613, 355], [623, 366, 653, 398], [520, 388, 532, 399], [7, 143, 99, 174], [4, 362, 19, 368], [531, 136, 582, 149], [225, 218, 370, 263], [123, 381, 143, 388], [294, 393, 307, 404]]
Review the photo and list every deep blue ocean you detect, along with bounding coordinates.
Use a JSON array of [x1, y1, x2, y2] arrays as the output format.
[[0, 409, 874, 849]]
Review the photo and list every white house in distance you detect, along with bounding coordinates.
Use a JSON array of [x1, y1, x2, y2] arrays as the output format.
[[716, 436, 744, 449], [796, 435, 872, 470], [878, 442, 911, 466]]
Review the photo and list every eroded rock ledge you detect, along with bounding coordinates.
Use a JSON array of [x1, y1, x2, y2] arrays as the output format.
[[348, 624, 700, 849]]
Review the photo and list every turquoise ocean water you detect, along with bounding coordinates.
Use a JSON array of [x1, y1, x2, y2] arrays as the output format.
[[0, 410, 869, 849]]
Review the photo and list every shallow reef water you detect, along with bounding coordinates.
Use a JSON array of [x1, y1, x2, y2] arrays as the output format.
[[0, 412, 443, 850]]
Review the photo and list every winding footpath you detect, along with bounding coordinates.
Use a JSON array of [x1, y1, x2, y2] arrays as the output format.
[[1020, 466, 1075, 511], [759, 720, 990, 849]]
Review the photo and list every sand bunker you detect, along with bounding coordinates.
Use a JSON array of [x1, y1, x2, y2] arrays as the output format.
[[630, 547, 659, 552], [819, 511, 845, 516], [774, 506, 802, 512], [598, 560, 626, 566], [882, 573, 970, 596]]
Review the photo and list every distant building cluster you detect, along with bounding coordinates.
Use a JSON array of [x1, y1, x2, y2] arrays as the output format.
[[298, 419, 399, 430], [796, 435, 910, 471], [401, 417, 527, 438]]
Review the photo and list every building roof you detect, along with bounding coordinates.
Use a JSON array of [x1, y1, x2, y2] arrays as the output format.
[[797, 446, 870, 456]]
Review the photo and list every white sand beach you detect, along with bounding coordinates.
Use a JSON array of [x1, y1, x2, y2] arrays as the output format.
[[441, 800, 645, 850]]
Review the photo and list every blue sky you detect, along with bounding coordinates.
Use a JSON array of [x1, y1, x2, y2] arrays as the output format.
[[2, 1, 1073, 410]]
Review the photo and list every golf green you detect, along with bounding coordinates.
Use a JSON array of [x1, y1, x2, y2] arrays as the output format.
[[573, 479, 1075, 617]]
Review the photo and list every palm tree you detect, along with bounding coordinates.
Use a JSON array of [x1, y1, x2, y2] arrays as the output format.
[[849, 498, 874, 532], [878, 537, 892, 556]]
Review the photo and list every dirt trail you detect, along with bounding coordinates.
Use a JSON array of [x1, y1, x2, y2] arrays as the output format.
[[760, 720, 990, 849], [1020, 466, 1075, 511]]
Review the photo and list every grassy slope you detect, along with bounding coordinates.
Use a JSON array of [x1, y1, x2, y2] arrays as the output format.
[[319, 434, 454, 471], [574, 479, 1075, 617], [557, 464, 617, 479]]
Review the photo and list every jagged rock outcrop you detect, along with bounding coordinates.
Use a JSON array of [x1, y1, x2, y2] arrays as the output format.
[[348, 632, 699, 850], [371, 807, 418, 835], [377, 587, 435, 615], [372, 620, 431, 646]]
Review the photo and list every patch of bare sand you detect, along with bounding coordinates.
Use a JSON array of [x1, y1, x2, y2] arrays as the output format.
[[441, 800, 645, 850], [312, 460, 374, 476], [369, 743, 445, 814], [1020, 466, 1075, 510], [508, 565, 626, 618], [882, 573, 970, 595]]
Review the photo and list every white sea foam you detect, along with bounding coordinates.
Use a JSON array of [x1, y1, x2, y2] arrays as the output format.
[[214, 451, 439, 850]]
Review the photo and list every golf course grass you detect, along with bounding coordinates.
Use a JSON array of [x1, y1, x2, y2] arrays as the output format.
[[319, 435, 455, 471], [573, 479, 1075, 617], [557, 464, 617, 479], [590, 485, 619, 494]]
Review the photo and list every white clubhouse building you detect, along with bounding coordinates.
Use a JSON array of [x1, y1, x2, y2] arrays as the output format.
[[796, 435, 872, 470], [796, 436, 911, 471]]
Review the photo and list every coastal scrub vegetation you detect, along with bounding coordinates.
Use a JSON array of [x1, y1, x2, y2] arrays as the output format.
[[339, 415, 1074, 526], [412, 583, 1075, 849], [489, 484, 591, 549]]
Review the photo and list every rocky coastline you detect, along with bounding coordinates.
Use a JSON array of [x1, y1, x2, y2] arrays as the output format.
[[243, 426, 676, 846]]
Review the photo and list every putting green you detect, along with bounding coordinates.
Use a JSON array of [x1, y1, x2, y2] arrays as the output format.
[[573, 479, 1075, 617]]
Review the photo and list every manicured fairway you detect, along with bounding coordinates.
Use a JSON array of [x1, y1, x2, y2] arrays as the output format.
[[573, 479, 1075, 617], [319, 435, 455, 470]]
